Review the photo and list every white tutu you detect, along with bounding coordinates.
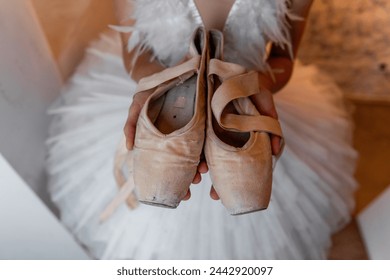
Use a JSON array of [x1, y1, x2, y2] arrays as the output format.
[[46, 29, 357, 259]]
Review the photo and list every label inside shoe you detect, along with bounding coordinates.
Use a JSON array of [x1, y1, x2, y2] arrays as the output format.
[[173, 96, 187, 109]]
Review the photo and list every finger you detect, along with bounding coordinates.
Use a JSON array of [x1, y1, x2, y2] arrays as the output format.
[[250, 89, 278, 119], [210, 186, 220, 200], [124, 93, 148, 150], [124, 103, 141, 150], [197, 160, 208, 174], [182, 189, 191, 201], [251, 87, 282, 155], [192, 172, 202, 184], [271, 135, 282, 156], [123, 120, 135, 150]]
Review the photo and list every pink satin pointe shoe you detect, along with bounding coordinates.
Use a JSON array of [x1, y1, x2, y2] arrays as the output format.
[[205, 30, 284, 215], [132, 27, 208, 208]]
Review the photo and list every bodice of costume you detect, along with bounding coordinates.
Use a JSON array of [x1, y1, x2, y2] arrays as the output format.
[[125, 0, 294, 71]]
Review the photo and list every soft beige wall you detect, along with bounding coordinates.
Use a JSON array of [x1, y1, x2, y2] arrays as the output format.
[[0, 0, 62, 211], [31, 0, 117, 79], [299, 0, 390, 100]]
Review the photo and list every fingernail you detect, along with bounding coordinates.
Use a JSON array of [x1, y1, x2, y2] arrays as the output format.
[[126, 140, 132, 150]]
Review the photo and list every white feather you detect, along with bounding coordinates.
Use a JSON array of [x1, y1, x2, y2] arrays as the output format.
[[125, 0, 296, 70], [224, 0, 297, 71], [128, 0, 201, 66]]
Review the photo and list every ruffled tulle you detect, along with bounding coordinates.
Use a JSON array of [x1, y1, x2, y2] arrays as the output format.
[[46, 29, 357, 259]]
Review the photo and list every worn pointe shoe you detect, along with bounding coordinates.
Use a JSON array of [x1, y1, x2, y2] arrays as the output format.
[[205, 30, 284, 215], [132, 27, 208, 208]]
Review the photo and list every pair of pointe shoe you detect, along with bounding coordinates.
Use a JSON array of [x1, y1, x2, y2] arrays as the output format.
[[133, 27, 283, 215]]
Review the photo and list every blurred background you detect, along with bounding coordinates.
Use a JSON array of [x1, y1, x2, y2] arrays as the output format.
[[1, 0, 389, 259]]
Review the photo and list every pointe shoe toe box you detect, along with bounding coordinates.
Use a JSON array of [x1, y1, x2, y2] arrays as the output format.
[[133, 115, 204, 208], [206, 132, 273, 215]]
